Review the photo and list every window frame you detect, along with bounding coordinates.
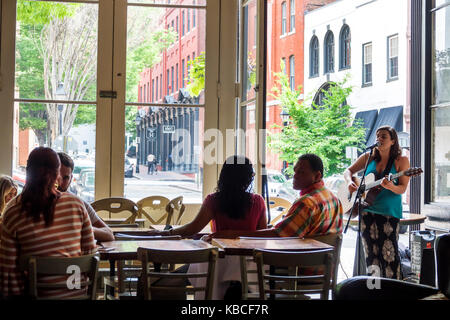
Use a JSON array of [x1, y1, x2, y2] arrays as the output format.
[[362, 41, 373, 87], [289, 55, 295, 90], [324, 30, 334, 74], [309, 35, 319, 78], [387, 33, 399, 81], [339, 24, 351, 70], [281, 1, 287, 36], [289, 0, 295, 33]]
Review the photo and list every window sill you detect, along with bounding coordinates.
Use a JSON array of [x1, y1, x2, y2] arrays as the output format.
[[323, 71, 334, 75], [387, 76, 399, 83], [309, 74, 319, 79], [361, 82, 372, 88], [339, 66, 351, 71]]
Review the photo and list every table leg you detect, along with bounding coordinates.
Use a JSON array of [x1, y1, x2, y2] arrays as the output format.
[[109, 259, 116, 298]]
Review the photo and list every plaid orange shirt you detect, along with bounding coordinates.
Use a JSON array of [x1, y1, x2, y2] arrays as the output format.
[[274, 180, 343, 238]]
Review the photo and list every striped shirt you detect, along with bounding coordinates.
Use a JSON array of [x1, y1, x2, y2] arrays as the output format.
[[0, 193, 96, 299], [274, 181, 343, 238]]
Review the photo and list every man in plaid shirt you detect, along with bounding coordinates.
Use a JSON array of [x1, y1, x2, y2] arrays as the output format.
[[210, 153, 343, 239]]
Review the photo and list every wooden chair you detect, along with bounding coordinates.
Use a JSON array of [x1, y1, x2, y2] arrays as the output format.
[[136, 196, 171, 227], [268, 197, 292, 226], [137, 247, 218, 300], [305, 233, 343, 299], [166, 196, 186, 225], [253, 248, 333, 300], [238, 236, 299, 300], [19, 254, 99, 300], [91, 197, 138, 225], [103, 235, 181, 300]]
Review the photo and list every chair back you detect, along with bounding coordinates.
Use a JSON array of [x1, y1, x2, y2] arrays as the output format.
[[253, 248, 333, 300], [308, 233, 343, 298], [436, 233, 450, 298], [19, 254, 99, 300], [136, 196, 171, 226], [166, 196, 186, 225], [137, 247, 218, 300], [91, 197, 138, 224], [268, 197, 292, 225]]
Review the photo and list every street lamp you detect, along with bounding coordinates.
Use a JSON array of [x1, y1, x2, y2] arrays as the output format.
[[280, 108, 290, 126], [135, 115, 141, 174], [55, 82, 66, 137], [280, 108, 290, 172]]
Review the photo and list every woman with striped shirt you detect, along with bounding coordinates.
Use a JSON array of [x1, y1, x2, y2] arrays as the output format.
[[0, 147, 96, 299]]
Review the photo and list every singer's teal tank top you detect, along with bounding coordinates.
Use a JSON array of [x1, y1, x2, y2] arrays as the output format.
[[363, 160, 402, 219]]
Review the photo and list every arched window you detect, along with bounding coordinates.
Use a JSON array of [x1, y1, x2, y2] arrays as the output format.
[[313, 82, 331, 106], [339, 25, 351, 69], [310, 36, 319, 77], [324, 31, 334, 74]]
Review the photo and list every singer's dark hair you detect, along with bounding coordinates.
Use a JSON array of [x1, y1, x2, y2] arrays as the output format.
[[214, 155, 254, 220], [372, 126, 401, 162]]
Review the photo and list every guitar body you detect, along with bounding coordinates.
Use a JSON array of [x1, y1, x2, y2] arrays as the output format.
[[337, 173, 377, 215], [337, 167, 423, 216]]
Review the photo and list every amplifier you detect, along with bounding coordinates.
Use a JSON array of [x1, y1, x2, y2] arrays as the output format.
[[409, 230, 436, 287]]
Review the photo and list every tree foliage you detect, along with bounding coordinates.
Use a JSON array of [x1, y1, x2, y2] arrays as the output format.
[[186, 52, 205, 97], [268, 69, 366, 177]]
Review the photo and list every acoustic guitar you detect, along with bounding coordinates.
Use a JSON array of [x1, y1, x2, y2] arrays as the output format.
[[337, 167, 423, 215]]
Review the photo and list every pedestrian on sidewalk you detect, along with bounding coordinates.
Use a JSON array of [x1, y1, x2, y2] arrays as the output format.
[[147, 153, 155, 175]]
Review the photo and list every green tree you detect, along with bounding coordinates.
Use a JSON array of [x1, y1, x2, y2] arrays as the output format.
[[186, 52, 205, 97], [268, 70, 366, 177]]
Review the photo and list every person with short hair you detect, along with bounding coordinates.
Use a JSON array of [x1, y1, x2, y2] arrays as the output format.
[[0, 175, 18, 216], [0, 147, 96, 298], [147, 153, 156, 174], [57, 152, 114, 242], [209, 153, 343, 239]]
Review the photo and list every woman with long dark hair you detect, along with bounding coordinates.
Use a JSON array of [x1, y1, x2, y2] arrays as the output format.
[[153, 155, 267, 237], [344, 126, 410, 279], [0, 147, 95, 298]]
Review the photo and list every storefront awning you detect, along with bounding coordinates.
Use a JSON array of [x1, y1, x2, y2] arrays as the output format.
[[366, 106, 403, 147], [354, 109, 378, 144]]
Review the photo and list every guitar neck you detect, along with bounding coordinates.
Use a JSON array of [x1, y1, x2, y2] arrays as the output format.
[[365, 171, 404, 190]]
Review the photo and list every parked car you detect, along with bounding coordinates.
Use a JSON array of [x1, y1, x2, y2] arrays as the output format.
[[277, 178, 298, 203], [125, 157, 134, 178], [267, 170, 288, 198], [12, 169, 26, 194], [70, 159, 95, 193], [75, 168, 95, 203]]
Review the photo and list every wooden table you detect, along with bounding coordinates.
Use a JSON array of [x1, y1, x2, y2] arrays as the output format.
[[110, 224, 211, 238], [98, 239, 214, 297], [212, 237, 332, 257], [344, 213, 427, 226], [103, 218, 146, 228]]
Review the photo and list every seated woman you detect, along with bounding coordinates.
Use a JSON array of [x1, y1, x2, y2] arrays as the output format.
[[149, 155, 267, 299], [0, 175, 18, 216], [0, 147, 96, 299]]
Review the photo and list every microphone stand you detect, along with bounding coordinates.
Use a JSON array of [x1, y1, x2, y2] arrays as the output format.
[[344, 146, 376, 276]]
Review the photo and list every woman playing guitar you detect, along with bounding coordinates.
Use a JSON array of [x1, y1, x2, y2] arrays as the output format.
[[344, 125, 410, 279]]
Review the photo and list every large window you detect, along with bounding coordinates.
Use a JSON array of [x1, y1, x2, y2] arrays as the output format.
[[339, 24, 351, 70], [281, 2, 287, 35], [289, 0, 295, 32], [310, 36, 319, 77], [324, 31, 334, 73], [289, 55, 295, 90], [362, 42, 372, 86], [431, 2, 450, 202], [387, 34, 399, 80]]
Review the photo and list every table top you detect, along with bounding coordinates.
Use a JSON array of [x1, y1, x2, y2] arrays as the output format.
[[110, 224, 212, 235], [211, 237, 332, 256], [103, 218, 146, 223], [98, 239, 214, 261], [344, 213, 427, 226]]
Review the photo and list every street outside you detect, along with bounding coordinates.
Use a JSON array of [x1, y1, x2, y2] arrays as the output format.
[[124, 164, 203, 204]]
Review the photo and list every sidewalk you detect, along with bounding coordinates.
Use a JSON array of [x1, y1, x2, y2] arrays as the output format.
[[133, 165, 197, 182]]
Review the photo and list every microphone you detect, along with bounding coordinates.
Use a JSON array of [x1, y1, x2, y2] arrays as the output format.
[[366, 142, 380, 150]]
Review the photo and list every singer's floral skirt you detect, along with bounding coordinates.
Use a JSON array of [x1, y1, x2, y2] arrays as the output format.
[[361, 211, 401, 280]]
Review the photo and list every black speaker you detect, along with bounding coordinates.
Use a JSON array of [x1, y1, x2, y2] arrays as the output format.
[[410, 230, 436, 287]]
